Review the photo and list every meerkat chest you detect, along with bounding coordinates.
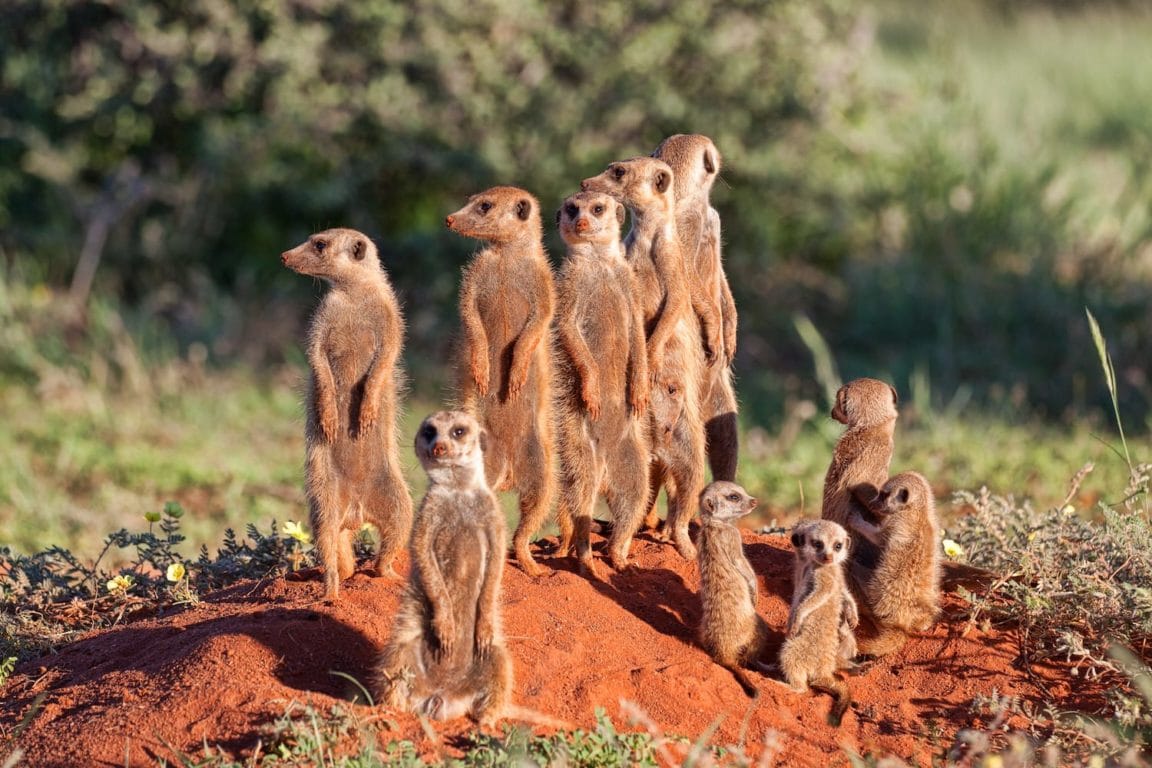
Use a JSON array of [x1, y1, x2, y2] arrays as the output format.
[[472, 255, 536, 334], [429, 512, 488, 586], [315, 295, 382, 374]]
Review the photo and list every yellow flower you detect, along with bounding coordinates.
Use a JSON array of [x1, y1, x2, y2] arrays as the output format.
[[106, 574, 134, 594], [942, 539, 965, 559], [166, 562, 186, 582], [283, 521, 312, 544]]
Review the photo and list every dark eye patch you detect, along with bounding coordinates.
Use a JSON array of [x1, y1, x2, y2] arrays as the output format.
[[314, 239, 327, 253], [478, 201, 493, 214], [790, 533, 803, 547], [565, 203, 579, 218], [420, 424, 437, 441]]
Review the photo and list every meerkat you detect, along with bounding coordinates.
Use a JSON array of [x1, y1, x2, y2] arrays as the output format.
[[847, 471, 941, 657], [790, 520, 860, 672], [821, 377, 899, 569], [778, 519, 857, 727], [375, 411, 511, 725], [281, 228, 413, 600], [581, 157, 706, 561], [552, 191, 651, 576], [697, 481, 773, 697], [447, 187, 557, 577], [652, 133, 740, 482]]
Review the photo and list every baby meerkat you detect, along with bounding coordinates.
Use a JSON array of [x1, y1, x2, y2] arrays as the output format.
[[652, 133, 740, 482], [375, 411, 511, 725], [447, 187, 557, 578], [582, 157, 706, 561], [821, 378, 899, 568], [553, 191, 651, 576], [281, 228, 413, 600], [779, 520, 857, 727], [848, 471, 941, 657], [697, 481, 772, 697]]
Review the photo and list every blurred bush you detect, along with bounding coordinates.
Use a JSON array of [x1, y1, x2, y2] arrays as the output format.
[[1, 0, 1149, 428]]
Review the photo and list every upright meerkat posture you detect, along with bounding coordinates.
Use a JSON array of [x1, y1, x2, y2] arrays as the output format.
[[582, 157, 707, 560], [821, 378, 899, 568], [779, 519, 857, 727], [848, 471, 941, 657], [448, 187, 557, 577], [375, 411, 511, 725], [553, 191, 651, 575], [652, 134, 740, 482], [697, 481, 772, 697], [281, 229, 413, 600]]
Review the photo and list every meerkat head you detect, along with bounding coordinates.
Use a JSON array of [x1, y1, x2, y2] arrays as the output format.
[[556, 191, 626, 250], [651, 134, 722, 205], [281, 228, 379, 284], [414, 410, 488, 485], [580, 157, 676, 215], [650, 369, 687, 445], [874, 471, 934, 518], [445, 186, 542, 245], [700, 481, 757, 524], [831, 377, 899, 428], [790, 520, 851, 568]]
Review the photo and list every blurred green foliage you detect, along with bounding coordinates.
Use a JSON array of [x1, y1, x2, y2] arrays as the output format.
[[1, 0, 1150, 427]]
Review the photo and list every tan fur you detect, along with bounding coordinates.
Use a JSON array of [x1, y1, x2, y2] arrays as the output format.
[[375, 411, 512, 725], [552, 192, 651, 576], [779, 520, 856, 727], [697, 482, 772, 697], [652, 134, 740, 482], [581, 158, 706, 560], [448, 187, 557, 577], [821, 378, 899, 568], [848, 471, 942, 657], [281, 228, 413, 600]]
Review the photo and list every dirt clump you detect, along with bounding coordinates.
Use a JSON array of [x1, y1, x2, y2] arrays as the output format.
[[1, 530, 1103, 766]]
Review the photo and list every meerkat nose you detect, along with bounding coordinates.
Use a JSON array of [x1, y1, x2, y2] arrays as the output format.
[[280, 252, 290, 265], [445, 215, 455, 228], [431, 440, 448, 457], [575, 217, 590, 232]]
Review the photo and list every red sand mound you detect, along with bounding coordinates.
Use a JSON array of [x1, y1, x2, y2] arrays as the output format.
[[1, 530, 1103, 766]]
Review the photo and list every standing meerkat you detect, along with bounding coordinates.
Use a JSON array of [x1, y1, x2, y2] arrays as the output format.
[[778, 519, 857, 727], [581, 157, 707, 560], [281, 228, 413, 600], [697, 481, 772, 697], [448, 187, 557, 577], [652, 133, 740, 482], [375, 411, 511, 725], [553, 191, 651, 576], [821, 377, 899, 568], [847, 471, 941, 657]]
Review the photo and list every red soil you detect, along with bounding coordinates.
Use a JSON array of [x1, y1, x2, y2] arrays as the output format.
[[1, 530, 1103, 767]]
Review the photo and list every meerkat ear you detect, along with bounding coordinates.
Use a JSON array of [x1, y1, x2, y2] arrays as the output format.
[[654, 170, 670, 194], [352, 239, 366, 261], [703, 495, 715, 513], [516, 198, 533, 221], [837, 386, 848, 413], [615, 201, 626, 227], [479, 429, 489, 454], [555, 207, 562, 227], [889, 384, 899, 406], [704, 149, 717, 174]]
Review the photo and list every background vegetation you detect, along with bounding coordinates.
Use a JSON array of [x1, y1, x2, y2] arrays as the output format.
[[1, 0, 1150, 555]]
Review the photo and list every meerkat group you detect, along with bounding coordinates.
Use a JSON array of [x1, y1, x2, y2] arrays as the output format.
[[280, 135, 945, 728]]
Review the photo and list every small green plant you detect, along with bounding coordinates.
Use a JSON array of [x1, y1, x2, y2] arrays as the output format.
[[0, 656, 16, 687]]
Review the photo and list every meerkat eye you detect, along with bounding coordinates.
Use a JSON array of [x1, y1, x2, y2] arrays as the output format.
[[833, 542, 844, 551], [813, 541, 825, 552], [727, 493, 740, 502], [313, 239, 327, 254], [478, 201, 493, 214], [790, 533, 802, 547], [667, 384, 678, 395], [612, 166, 625, 180], [565, 203, 578, 218], [592, 204, 605, 215], [451, 426, 468, 438], [420, 425, 437, 441]]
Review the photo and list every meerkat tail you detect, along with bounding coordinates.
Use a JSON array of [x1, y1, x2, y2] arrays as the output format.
[[501, 705, 575, 730], [809, 676, 851, 727]]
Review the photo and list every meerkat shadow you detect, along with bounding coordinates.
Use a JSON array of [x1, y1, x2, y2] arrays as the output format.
[[743, 540, 796, 605], [587, 565, 699, 641]]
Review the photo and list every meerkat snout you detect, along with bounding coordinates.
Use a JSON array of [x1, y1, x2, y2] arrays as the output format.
[[445, 214, 455, 228]]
